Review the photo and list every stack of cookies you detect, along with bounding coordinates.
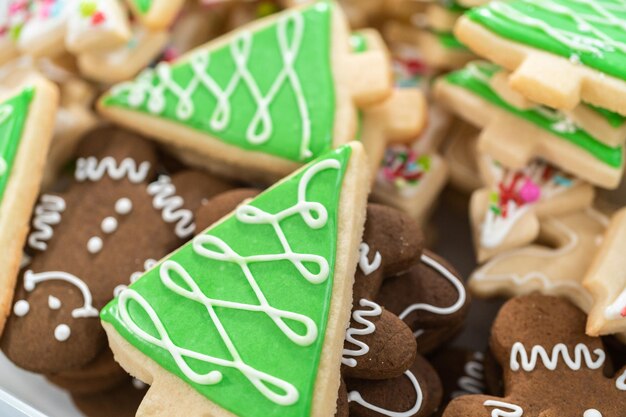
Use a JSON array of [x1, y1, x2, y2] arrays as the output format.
[[0, 1, 623, 417]]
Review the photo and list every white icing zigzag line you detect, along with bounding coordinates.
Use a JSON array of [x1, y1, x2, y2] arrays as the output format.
[[114, 258, 158, 297], [399, 253, 466, 320], [348, 371, 423, 417], [510, 342, 605, 372], [22, 270, 99, 319], [75, 157, 151, 184], [358, 242, 382, 276], [342, 299, 382, 367], [147, 175, 196, 238], [28, 194, 66, 251], [451, 352, 485, 398], [117, 158, 340, 406], [483, 400, 523, 417], [116, 11, 312, 160], [616, 369, 626, 391]]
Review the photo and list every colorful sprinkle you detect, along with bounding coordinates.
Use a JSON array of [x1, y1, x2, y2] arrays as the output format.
[[380, 146, 430, 189]]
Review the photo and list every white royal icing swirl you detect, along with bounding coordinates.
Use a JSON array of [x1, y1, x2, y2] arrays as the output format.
[[342, 299, 382, 367], [510, 342, 605, 372], [483, 400, 523, 417], [451, 352, 485, 398], [399, 253, 466, 320], [75, 156, 150, 184], [617, 369, 626, 391], [358, 242, 382, 276], [28, 194, 66, 251], [147, 175, 196, 239], [347, 371, 423, 417]]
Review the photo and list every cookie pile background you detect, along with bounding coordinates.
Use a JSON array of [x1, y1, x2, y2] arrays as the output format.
[[0, 1, 624, 417]]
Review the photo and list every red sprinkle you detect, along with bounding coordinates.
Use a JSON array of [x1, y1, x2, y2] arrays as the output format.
[[91, 11, 106, 25]]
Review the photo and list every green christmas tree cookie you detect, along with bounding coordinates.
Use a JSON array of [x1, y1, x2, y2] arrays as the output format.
[[101, 142, 370, 417], [0, 74, 58, 336], [98, 1, 391, 184]]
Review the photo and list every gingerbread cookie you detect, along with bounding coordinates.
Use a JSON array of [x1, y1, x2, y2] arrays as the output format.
[[98, 1, 392, 184], [454, 0, 626, 115], [470, 208, 609, 314], [442, 294, 626, 417], [470, 157, 595, 261], [1, 127, 233, 373], [71, 376, 149, 417], [435, 61, 624, 188], [0, 73, 58, 336], [100, 142, 370, 417], [377, 250, 470, 354], [584, 207, 626, 338]]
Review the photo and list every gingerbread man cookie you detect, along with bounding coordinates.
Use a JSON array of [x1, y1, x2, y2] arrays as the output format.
[[1, 127, 233, 373], [442, 294, 626, 417]]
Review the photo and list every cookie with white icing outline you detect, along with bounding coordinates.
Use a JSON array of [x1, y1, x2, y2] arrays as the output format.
[[377, 250, 470, 354], [470, 155, 595, 262], [1, 127, 233, 373], [470, 208, 610, 323], [100, 142, 370, 417], [442, 294, 626, 417], [0, 73, 58, 337], [454, 0, 626, 115], [435, 61, 625, 189], [98, 1, 392, 184]]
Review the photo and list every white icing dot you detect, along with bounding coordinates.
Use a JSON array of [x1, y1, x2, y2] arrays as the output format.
[[87, 237, 103, 254], [54, 324, 71, 342], [115, 198, 133, 215], [101, 217, 118, 234], [584, 410, 602, 417], [48, 296, 61, 310], [132, 378, 146, 390], [13, 300, 29, 317]]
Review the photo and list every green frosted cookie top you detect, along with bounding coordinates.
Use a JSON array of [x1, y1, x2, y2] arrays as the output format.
[[444, 63, 623, 168], [131, 0, 151, 14], [467, 0, 626, 81], [103, 2, 336, 163], [0, 87, 34, 204], [101, 145, 353, 417]]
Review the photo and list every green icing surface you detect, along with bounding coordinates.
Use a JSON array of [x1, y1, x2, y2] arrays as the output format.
[[103, 2, 336, 163], [588, 104, 625, 128], [101, 145, 352, 417], [434, 31, 467, 50], [445, 63, 623, 168], [350, 32, 368, 53], [132, 0, 152, 14], [467, 0, 626, 81], [0, 87, 33, 204]]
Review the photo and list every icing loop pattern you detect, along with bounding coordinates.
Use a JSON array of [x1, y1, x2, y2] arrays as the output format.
[[617, 369, 626, 391], [510, 342, 605, 372], [28, 194, 66, 251], [347, 371, 423, 417], [75, 157, 151, 184], [117, 159, 341, 406], [483, 400, 523, 417], [114, 11, 312, 160], [342, 299, 382, 367], [147, 175, 196, 238]]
